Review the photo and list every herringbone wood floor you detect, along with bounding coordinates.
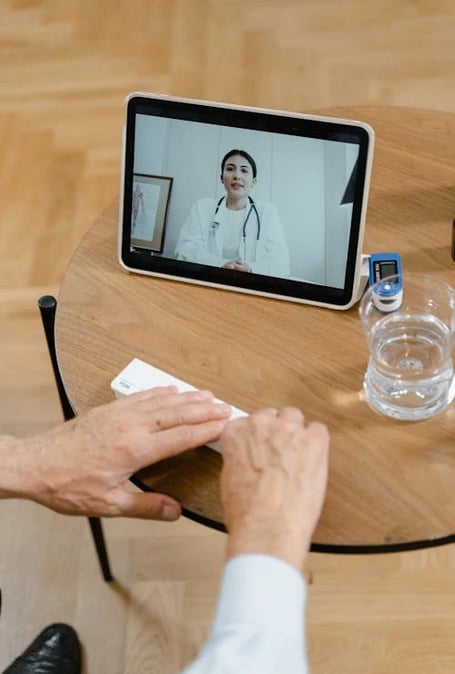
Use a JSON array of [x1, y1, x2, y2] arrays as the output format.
[[1, 1, 455, 672]]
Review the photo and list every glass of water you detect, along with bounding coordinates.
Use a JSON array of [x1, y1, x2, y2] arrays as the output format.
[[359, 272, 455, 420]]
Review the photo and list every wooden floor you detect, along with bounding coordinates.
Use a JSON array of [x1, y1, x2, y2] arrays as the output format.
[[1, 1, 455, 672]]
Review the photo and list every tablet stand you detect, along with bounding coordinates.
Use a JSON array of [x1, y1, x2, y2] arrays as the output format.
[[353, 254, 371, 304]]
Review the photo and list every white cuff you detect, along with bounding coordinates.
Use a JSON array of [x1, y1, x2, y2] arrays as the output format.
[[210, 554, 306, 639]]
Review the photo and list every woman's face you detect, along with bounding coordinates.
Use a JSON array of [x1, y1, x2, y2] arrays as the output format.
[[221, 154, 257, 200]]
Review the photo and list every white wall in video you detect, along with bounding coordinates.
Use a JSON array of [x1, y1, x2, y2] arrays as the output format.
[[133, 113, 358, 288]]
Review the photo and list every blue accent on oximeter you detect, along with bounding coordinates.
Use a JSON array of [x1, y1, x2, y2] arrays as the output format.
[[368, 252, 403, 312]]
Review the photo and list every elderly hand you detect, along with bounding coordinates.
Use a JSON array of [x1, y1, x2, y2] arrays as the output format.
[[1, 386, 231, 521], [220, 407, 329, 570]]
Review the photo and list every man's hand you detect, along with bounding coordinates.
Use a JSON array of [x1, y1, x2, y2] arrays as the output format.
[[220, 408, 329, 570], [3, 387, 231, 521]]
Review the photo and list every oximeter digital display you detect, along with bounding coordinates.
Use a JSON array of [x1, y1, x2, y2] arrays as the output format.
[[368, 252, 403, 312]]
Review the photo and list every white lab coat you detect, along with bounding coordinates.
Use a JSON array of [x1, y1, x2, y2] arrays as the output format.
[[175, 197, 290, 278]]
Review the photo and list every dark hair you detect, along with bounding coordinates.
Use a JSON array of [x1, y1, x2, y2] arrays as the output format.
[[221, 149, 257, 178]]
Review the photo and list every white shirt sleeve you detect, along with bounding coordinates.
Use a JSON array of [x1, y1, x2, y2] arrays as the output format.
[[175, 199, 225, 268], [180, 554, 309, 674], [249, 203, 291, 278]]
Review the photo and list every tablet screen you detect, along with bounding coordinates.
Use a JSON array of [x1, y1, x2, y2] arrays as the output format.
[[120, 94, 374, 308]]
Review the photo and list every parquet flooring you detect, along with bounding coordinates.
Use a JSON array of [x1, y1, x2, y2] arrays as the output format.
[[1, 1, 455, 672]]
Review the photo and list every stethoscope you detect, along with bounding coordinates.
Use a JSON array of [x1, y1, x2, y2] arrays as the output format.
[[211, 196, 261, 242]]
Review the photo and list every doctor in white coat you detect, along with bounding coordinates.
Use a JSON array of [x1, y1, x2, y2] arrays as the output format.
[[175, 149, 290, 278]]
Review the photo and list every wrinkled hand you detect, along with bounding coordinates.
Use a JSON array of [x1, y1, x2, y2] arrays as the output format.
[[18, 386, 231, 520], [220, 408, 329, 570]]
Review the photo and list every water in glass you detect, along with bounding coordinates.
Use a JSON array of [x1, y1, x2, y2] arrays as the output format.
[[365, 312, 454, 420]]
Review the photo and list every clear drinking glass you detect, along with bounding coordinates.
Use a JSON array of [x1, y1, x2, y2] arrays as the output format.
[[359, 272, 455, 420]]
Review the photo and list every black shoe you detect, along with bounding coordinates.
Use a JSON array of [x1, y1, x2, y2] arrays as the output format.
[[2, 623, 81, 674]]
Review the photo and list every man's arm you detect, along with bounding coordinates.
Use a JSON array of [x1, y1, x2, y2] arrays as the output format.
[[181, 408, 329, 674], [0, 387, 231, 520], [182, 554, 308, 674], [0, 434, 28, 499]]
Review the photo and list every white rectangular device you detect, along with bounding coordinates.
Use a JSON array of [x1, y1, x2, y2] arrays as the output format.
[[111, 358, 248, 453], [119, 92, 375, 310]]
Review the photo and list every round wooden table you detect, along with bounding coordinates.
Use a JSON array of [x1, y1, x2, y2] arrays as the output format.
[[56, 106, 455, 553]]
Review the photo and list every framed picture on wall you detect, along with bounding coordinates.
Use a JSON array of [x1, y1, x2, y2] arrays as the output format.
[[131, 173, 173, 252]]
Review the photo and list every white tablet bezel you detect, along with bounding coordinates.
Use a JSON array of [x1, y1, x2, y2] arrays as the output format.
[[119, 92, 375, 310]]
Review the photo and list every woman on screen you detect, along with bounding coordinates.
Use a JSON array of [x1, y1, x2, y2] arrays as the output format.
[[174, 149, 290, 278]]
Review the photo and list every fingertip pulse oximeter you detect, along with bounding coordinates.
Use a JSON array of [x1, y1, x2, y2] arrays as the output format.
[[368, 252, 403, 312]]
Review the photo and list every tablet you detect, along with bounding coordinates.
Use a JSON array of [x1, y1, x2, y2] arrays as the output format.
[[119, 92, 374, 309]]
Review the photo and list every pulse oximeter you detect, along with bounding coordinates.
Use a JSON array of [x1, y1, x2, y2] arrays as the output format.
[[368, 252, 403, 312]]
